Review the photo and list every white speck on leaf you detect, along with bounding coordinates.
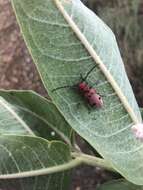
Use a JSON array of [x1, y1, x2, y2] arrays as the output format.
[[51, 131, 55, 136], [9, 152, 12, 157]]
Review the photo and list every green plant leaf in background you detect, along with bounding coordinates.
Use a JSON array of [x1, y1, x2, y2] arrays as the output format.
[[11, 0, 143, 185], [0, 91, 74, 189], [0, 173, 70, 190], [0, 90, 72, 190], [97, 179, 143, 190], [0, 135, 71, 190], [140, 108, 143, 117], [0, 90, 72, 144], [0, 96, 34, 136]]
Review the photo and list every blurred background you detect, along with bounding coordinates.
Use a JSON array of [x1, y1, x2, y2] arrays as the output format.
[[0, 0, 143, 189]]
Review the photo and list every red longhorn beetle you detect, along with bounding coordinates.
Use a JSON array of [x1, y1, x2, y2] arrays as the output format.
[[52, 65, 103, 108]]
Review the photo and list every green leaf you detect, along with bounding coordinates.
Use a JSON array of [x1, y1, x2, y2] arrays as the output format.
[[0, 90, 73, 190], [0, 90, 72, 144], [97, 179, 143, 190], [0, 96, 34, 136], [0, 135, 71, 190], [140, 108, 143, 117], [11, 0, 143, 185], [0, 174, 70, 190]]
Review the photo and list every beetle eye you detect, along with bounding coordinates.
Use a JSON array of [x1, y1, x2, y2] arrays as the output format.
[[99, 97, 101, 100]]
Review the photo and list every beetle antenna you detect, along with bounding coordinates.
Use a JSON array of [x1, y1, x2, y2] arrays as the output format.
[[52, 85, 77, 92], [83, 65, 97, 81]]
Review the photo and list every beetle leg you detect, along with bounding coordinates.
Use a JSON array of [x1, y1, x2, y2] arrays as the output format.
[[52, 84, 77, 92]]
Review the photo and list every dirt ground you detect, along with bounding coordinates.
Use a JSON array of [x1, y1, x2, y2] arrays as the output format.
[[0, 0, 46, 94], [0, 0, 143, 189]]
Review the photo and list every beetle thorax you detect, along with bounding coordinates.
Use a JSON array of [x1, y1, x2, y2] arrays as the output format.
[[78, 82, 90, 92]]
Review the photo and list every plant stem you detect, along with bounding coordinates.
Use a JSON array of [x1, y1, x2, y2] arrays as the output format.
[[0, 152, 116, 179], [71, 132, 82, 153], [72, 152, 116, 172], [0, 157, 83, 179]]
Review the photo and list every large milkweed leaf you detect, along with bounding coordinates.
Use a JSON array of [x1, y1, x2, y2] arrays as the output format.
[[0, 135, 71, 190], [0, 90, 72, 144], [11, 0, 143, 185], [97, 179, 142, 190]]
